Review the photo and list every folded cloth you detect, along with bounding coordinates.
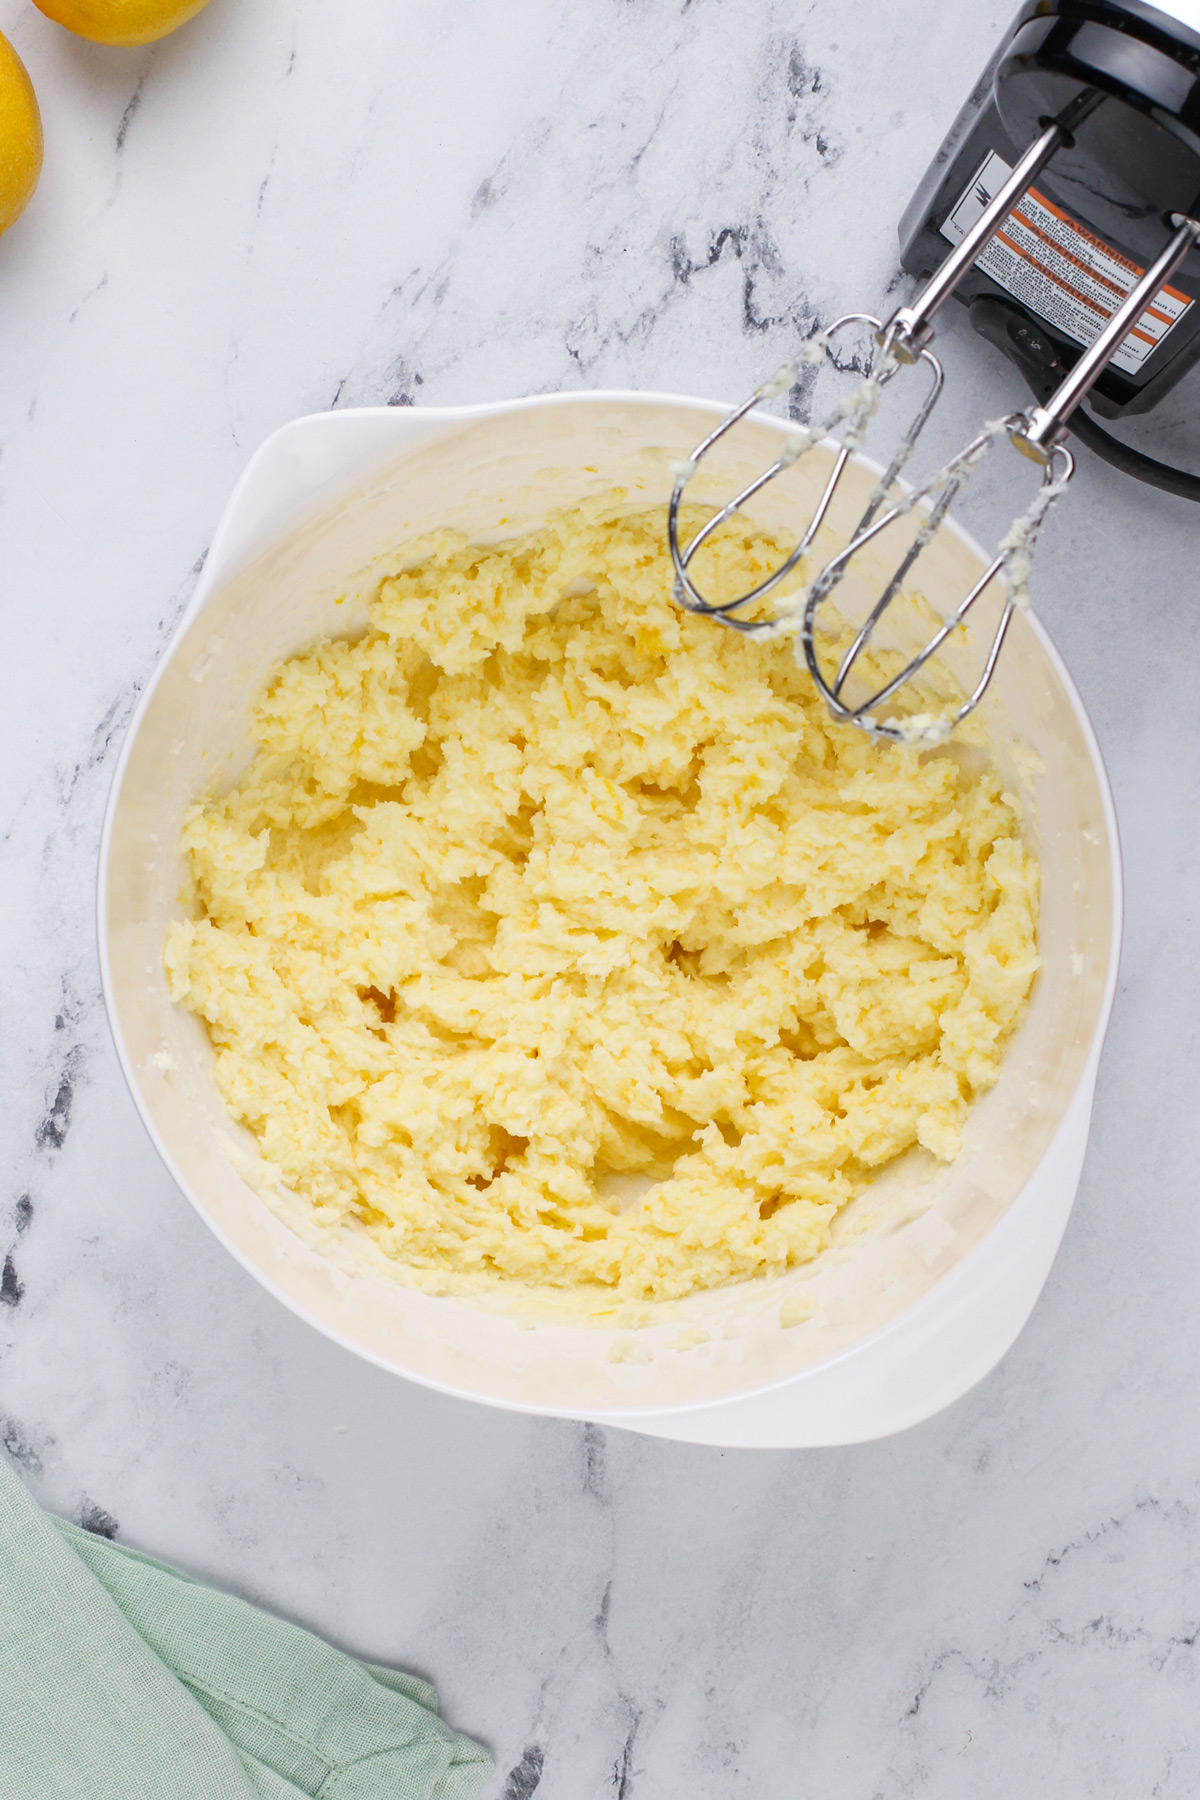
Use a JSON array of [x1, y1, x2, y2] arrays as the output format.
[[0, 1455, 492, 1800]]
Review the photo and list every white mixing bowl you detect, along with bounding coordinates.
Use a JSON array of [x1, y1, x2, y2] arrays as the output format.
[[99, 394, 1121, 1447]]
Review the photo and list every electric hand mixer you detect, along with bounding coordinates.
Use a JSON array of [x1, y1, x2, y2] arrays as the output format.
[[670, 0, 1200, 742]]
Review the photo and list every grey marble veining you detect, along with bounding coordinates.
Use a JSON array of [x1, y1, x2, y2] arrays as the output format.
[[1, 1, 1198, 1794]]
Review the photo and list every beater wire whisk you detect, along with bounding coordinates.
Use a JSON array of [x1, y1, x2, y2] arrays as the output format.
[[797, 421, 1074, 745], [668, 314, 942, 634]]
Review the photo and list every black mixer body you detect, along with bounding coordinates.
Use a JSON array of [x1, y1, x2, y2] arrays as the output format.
[[899, 0, 1200, 419]]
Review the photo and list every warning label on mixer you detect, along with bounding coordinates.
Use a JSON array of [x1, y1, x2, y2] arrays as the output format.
[[941, 150, 1192, 376]]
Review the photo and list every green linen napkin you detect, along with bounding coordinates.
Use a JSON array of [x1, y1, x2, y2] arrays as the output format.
[[0, 1454, 492, 1800]]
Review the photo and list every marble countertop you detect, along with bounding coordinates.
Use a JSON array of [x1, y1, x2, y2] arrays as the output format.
[[2, 1, 1198, 1793]]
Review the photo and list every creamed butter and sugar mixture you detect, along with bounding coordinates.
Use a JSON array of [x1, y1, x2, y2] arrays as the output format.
[[164, 506, 1039, 1302]]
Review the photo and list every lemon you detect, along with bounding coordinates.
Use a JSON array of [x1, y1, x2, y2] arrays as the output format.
[[0, 31, 42, 237], [32, 0, 212, 47]]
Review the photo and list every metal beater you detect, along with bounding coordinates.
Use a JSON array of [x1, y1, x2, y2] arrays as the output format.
[[669, 114, 1200, 743]]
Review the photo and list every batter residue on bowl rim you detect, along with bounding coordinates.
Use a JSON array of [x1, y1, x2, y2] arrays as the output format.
[[164, 502, 1039, 1304]]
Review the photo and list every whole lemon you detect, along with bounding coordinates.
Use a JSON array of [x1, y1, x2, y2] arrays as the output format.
[[32, 0, 212, 47], [0, 31, 42, 236]]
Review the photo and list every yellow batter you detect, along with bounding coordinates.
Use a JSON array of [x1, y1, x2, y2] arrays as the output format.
[[164, 505, 1039, 1303]]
